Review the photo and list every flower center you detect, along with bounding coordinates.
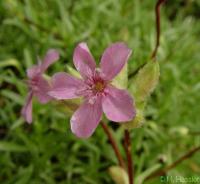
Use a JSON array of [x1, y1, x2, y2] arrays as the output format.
[[93, 81, 105, 93], [26, 78, 39, 92]]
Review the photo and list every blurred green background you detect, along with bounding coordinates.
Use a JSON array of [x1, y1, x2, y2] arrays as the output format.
[[0, 0, 200, 183]]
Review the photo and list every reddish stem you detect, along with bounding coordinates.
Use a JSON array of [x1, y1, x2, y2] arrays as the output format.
[[145, 146, 200, 181], [124, 130, 134, 184], [151, 0, 166, 59], [101, 122, 126, 169]]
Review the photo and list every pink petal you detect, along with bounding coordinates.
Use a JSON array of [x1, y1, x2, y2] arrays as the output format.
[[27, 50, 59, 79], [21, 92, 33, 123], [27, 65, 40, 79], [70, 98, 103, 138], [73, 42, 96, 78], [41, 49, 59, 72], [35, 77, 52, 103], [100, 42, 132, 80], [48, 72, 84, 99], [102, 86, 135, 122]]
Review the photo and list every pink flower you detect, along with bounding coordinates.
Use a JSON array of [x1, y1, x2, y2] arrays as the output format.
[[21, 49, 59, 123], [49, 42, 135, 138]]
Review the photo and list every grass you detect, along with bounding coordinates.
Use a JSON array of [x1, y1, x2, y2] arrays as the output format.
[[0, 0, 200, 183]]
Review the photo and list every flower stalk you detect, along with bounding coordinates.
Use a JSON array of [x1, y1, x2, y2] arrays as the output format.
[[151, 0, 166, 60], [124, 130, 134, 184], [101, 122, 126, 169], [145, 146, 200, 181]]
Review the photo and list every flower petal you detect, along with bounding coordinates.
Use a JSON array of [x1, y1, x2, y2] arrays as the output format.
[[21, 92, 33, 123], [35, 77, 52, 103], [100, 42, 132, 80], [70, 98, 103, 138], [27, 65, 40, 79], [48, 72, 84, 99], [41, 49, 59, 72], [27, 49, 59, 78], [102, 86, 135, 122], [73, 42, 96, 78]]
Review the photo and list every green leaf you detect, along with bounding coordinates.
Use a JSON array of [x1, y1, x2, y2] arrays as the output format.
[[23, 48, 34, 68], [66, 65, 81, 79], [108, 166, 129, 184], [53, 98, 82, 116], [112, 64, 128, 89], [129, 61, 160, 106], [123, 109, 145, 129], [135, 163, 162, 184], [15, 165, 33, 184], [10, 118, 24, 130], [0, 141, 27, 152], [0, 58, 20, 70], [1, 90, 24, 105], [125, 61, 160, 129]]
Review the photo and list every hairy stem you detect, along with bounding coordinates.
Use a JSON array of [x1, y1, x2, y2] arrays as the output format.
[[101, 122, 126, 169], [151, 0, 166, 60], [129, 0, 166, 78], [145, 146, 200, 181], [124, 130, 134, 184], [128, 63, 145, 79]]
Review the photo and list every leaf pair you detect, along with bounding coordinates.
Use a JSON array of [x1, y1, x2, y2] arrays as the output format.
[[126, 61, 160, 129]]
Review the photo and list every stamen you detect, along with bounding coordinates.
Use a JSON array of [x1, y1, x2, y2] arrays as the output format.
[[93, 81, 105, 92]]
